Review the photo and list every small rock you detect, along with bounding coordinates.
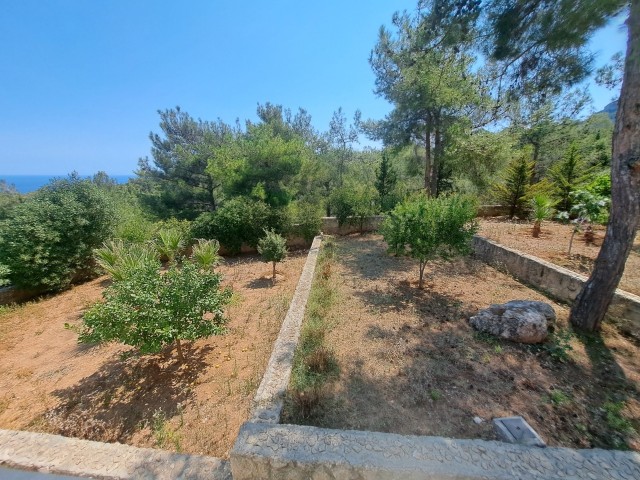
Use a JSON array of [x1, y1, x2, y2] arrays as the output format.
[[469, 300, 556, 344], [473, 416, 484, 424]]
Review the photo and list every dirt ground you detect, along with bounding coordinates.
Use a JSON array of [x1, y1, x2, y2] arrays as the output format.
[[478, 218, 640, 296], [294, 235, 640, 451], [0, 251, 307, 458]]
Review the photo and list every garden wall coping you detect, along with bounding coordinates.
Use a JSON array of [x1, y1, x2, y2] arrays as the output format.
[[232, 422, 640, 480], [250, 235, 322, 424], [0, 429, 230, 480]]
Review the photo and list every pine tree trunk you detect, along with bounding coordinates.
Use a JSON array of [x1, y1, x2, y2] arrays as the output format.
[[431, 119, 442, 196], [272, 261, 276, 281], [424, 117, 433, 195], [570, 2, 640, 331]]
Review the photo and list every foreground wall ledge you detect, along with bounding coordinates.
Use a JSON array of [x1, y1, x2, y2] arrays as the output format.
[[0, 429, 230, 480], [232, 421, 640, 480]]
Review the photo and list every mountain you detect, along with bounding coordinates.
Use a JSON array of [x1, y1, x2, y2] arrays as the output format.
[[601, 100, 618, 123]]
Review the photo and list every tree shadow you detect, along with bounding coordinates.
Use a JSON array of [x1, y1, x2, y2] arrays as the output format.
[[246, 277, 274, 289], [44, 344, 213, 444]]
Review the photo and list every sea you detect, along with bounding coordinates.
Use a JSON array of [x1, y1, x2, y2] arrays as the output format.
[[0, 174, 135, 194]]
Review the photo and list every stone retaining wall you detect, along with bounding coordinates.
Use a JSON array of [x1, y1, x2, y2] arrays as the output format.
[[232, 422, 640, 480], [0, 429, 230, 480], [472, 235, 640, 336]]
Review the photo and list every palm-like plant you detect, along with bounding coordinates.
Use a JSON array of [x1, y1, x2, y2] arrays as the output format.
[[530, 195, 554, 238], [156, 228, 186, 263], [191, 239, 222, 271]]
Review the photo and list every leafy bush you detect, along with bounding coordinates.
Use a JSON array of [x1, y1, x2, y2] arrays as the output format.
[[381, 194, 477, 288], [291, 202, 323, 243], [155, 228, 187, 263], [191, 197, 289, 254], [0, 176, 114, 291], [94, 240, 159, 281], [330, 185, 378, 231], [191, 239, 222, 270], [0, 264, 10, 287], [79, 260, 232, 362], [258, 229, 288, 281]]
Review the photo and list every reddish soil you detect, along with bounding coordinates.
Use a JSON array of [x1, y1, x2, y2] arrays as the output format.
[[0, 251, 307, 458], [291, 235, 640, 451], [478, 218, 640, 296]]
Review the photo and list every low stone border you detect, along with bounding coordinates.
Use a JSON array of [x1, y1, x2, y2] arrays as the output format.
[[472, 235, 640, 336], [250, 235, 322, 424], [232, 422, 640, 480], [0, 430, 230, 479]]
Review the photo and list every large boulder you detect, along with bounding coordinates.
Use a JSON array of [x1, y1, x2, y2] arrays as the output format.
[[469, 300, 556, 344]]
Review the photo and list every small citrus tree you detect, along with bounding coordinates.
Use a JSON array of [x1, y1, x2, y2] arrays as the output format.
[[78, 247, 231, 362], [381, 194, 477, 288], [257, 229, 287, 281]]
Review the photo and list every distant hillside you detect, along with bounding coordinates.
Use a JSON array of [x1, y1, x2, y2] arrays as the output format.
[[601, 100, 618, 122]]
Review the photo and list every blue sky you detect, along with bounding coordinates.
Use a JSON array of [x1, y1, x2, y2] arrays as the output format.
[[0, 1, 628, 176]]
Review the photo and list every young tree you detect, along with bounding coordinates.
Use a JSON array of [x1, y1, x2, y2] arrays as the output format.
[[530, 194, 554, 238], [258, 229, 288, 281], [375, 152, 398, 211], [547, 144, 595, 212], [483, 0, 637, 331], [381, 194, 477, 288], [492, 154, 535, 219], [79, 259, 231, 363]]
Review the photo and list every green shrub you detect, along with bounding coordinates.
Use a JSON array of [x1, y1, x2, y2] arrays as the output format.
[[191, 239, 222, 270], [530, 194, 554, 238], [291, 202, 323, 243], [258, 229, 288, 281], [330, 185, 378, 231], [0, 176, 115, 291], [381, 194, 477, 288], [78, 260, 232, 362], [155, 228, 187, 263], [191, 198, 289, 254], [94, 240, 160, 281], [0, 264, 10, 287]]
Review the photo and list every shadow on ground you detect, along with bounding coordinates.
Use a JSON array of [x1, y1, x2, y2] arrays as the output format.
[[43, 344, 212, 444]]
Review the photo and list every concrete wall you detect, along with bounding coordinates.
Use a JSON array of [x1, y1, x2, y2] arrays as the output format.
[[232, 422, 640, 480], [472, 235, 640, 336]]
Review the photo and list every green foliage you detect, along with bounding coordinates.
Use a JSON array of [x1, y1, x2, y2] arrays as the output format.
[[375, 152, 399, 211], [0, 176, 115, 291], [547, 144, 595, 212], [381, 194, 477, 288], [531, 195, 554, 223], [155, 228, 187, 263], [0, 264, 10, 287], [258, 229, 288, 280], [136, 107, 233, 220], [191, 198, 289, 255], [191, 239, 222, 271], [79, 260, 232, 359], [330, 184, 378, 230], [258, 229, 287, 264], [603, 401, 635, 434], [94, 240, 160, 282], [0, 180, 22, 220], [586, 172, 612, 197], [543, 328, 575, 363], [492, 154, 536, 219], [290, 202, 323, 243], [571, 190, 610, 225]]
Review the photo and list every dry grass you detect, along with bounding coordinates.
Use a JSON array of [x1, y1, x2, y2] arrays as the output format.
[[290, 234, 640, 451]]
